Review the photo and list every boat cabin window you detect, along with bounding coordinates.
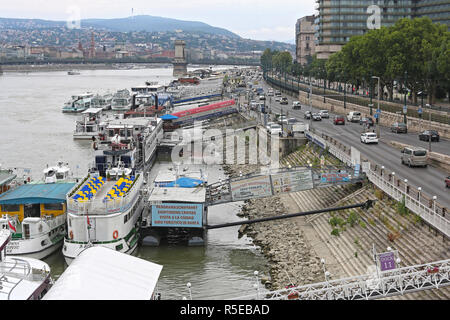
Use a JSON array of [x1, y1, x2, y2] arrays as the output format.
[[44, 203, 63, 211], [56, 172, 66, 179], [24, 204, 41, 218], [1, 204, 21, 212]]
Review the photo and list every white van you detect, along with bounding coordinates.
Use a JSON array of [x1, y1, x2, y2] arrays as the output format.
[[347, 111, 361, 122]]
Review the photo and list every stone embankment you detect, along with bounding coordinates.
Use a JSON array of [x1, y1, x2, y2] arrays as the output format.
[[224, 142, 450, 299]]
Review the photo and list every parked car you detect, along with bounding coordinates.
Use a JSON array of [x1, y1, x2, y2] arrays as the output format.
[[293, 101, 301, 109], [333, 115, 345, 125], [304, 111, 312, 119], [419, 130, 440, 142], [359, 117, 374, 127], [280, 97, 288, 105], [319, 110, 329, 118], [391, 122, 408, 134], [268, 123, 282, 135], [446, 176, 450, 188], [360, 132, 379, 144], [347, 111, 361, 122], [401, 146, 428, 167], [312, 113, 322, 121]]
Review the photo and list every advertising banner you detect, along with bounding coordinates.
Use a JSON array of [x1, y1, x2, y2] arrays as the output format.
[[271, 169, 313, 194], [320, 172, 350, 183], [152, 203, 203, 228], [230, 175, 272, 201]]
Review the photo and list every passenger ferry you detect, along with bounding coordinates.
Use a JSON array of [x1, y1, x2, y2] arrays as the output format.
[[62, 93, 94, 113], [63, 117, 163, 264], [111, 89, 132, 111], [91, 93, 113, 110], [73, 108, 103, 140], [0, 181, 75, 259], [0, 230, 53, 300]]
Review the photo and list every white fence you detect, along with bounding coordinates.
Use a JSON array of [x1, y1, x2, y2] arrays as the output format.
[[305, 129, 449, 238]]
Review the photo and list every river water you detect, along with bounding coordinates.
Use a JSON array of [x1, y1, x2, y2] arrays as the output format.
[[0, 67, 269, 300]]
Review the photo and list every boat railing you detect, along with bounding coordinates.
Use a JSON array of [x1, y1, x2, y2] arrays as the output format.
[[67, 173, 143, 215]]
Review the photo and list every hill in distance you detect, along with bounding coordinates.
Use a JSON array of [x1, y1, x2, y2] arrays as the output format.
[[0, 15, 241, 38]]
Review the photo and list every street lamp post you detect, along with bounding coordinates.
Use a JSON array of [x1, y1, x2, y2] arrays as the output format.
[[403, 71, 408, 125], [426, 103, 432, 152], [372, 76, 381, 138]]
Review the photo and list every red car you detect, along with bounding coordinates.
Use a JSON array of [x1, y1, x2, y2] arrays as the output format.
[[334, 115, 345, 125], [446, 176, 450, 188]]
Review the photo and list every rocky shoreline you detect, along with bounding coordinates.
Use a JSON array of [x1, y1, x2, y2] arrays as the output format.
[[222, 163, 326, 290]]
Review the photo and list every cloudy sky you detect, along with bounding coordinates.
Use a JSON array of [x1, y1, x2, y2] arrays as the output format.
[[0, 0, 316, 42]]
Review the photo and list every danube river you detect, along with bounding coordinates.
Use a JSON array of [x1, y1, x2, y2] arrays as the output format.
[[0, 66, 269, 300]]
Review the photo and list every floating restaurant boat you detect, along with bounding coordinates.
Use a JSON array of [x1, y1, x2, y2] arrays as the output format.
[[62, 93, 94, 113], [111, 89, 132, 111], [0, 182, 75, 259], [63, 117, 163, 264], [73, 108, 103, 140], [0, 230, 53, 300]]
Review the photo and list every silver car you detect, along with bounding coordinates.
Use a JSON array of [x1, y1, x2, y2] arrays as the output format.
[[401, 147, 428, 167]]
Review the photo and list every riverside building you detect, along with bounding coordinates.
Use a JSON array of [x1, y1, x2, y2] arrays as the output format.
[[311, 0, 450, 59]]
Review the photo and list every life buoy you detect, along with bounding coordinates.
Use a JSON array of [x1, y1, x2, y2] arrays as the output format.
[[113, 230, 119, 239], [69, 230, 74, 240]]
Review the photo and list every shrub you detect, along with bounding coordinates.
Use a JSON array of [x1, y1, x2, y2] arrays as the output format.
[[374, 188, 384, 200], [396, 197, 409, 216], [331, 228, 340, 236]]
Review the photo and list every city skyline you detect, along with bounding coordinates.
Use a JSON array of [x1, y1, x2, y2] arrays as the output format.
[[0, 0, 316, 42]]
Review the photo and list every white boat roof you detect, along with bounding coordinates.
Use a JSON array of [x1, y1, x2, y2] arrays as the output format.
[[154, 169, 205, 183], [82, 108, 103, 114], [149, 187, 206, 203], [43, 246, 163, 300]]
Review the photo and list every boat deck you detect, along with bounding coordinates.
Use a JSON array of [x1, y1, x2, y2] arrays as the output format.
[[90, 180, 117, 212]]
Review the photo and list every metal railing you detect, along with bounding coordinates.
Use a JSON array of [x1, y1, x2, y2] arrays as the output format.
[[305, 129, 449, 238], [229, 259, 450, 300]]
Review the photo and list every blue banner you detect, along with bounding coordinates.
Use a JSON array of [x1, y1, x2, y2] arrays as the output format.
[[152, 203, 203, 228]]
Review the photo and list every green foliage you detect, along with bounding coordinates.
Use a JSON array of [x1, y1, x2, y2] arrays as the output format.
[[331, 228, 340, 237], [396, 196, 409, 216], [347, 210, 359, 227]]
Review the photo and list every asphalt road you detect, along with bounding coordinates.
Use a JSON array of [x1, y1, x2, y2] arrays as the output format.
[[257, 81, 450, 210]]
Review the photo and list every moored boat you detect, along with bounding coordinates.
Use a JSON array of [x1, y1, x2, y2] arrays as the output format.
[[0, 182, 75, 260], [0, 230, 53, 300], [111, 89, 132, 111], [73, 108, 103, 140], [62, 93, 94, 113]]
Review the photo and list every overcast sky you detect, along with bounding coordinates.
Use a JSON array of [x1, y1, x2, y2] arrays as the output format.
[[0, 0, 316, 42]]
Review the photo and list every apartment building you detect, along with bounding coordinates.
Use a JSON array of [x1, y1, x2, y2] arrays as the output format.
[[295, 15, 316, 65]]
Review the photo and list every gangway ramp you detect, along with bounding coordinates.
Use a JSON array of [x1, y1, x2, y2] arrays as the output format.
[[206, 165, 365, 206]]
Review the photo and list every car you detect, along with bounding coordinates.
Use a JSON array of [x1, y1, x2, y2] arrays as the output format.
[[268, 123, 282, 135], [359, 117, 374, 127], [304, 111, 312, 119], [266, 122, 275, 131], [259, 95, 266, 100], [391, 122, 408, 134], [287, 117, 298, 125], [319, 110, 329, 118], [333, 115, 345, 125], [401, 146, 428, 167], [275, 90, 281, 96], [347, 111, 361, 122], [267, 91, 274, 97], [293, 101, 301, 109], [280, 97, 288, 105], [446, 176, 450, 188], [277, 115, 288, 124], [360, 132, 379, 144], [419, 130, 440, 142], [275, 96, 281, 102], [312, 113, 322, 121]]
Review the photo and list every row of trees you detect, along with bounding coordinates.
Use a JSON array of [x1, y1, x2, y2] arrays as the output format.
[[261, 17, 450, 104]]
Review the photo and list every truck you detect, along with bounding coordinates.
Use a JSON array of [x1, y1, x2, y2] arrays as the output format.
[[290, 122, 309, 136]]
